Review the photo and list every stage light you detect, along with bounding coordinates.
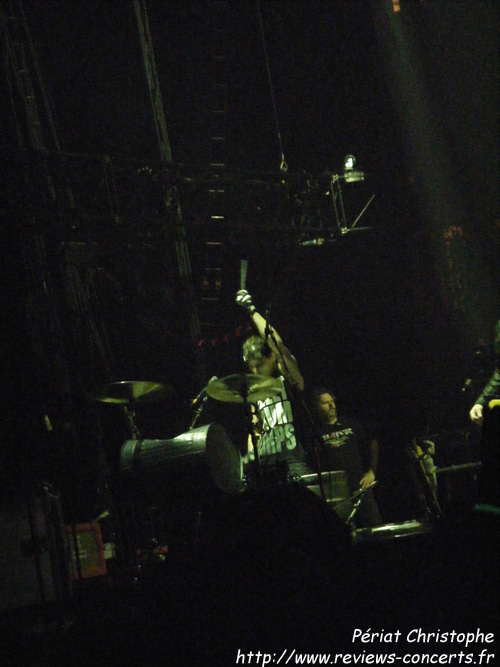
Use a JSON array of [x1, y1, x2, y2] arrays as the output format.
[[344, 155, 356, 171], [343, 155, 365, 183]]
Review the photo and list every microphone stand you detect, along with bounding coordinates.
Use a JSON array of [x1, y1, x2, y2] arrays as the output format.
[[266, 323, 326, 502]]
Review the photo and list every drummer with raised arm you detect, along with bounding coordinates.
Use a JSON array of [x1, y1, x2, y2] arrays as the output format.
[[235, 289, 312, 481]]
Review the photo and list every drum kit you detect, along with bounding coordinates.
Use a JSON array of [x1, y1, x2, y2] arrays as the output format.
[[91, 374, 285, 566], [93, 375, 431, 564], [94, 374, 350, 502], [94, 374, 282, 495]]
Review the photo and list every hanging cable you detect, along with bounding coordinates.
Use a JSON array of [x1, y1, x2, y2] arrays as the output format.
[[256, 1, 288, 172]]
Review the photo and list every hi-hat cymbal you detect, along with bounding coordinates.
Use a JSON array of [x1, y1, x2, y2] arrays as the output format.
[[205, 374, 282, 404], [94, 381, 174, 405]]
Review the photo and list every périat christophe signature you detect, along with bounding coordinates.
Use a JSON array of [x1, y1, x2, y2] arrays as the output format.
[[353, 628, 495, 647]]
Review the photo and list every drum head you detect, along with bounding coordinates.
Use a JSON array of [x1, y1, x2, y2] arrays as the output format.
[[120, 423, 243, 495], [205, 423, 244, 494]]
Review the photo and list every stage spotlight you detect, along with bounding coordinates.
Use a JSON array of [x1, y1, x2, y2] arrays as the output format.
[[343, 155, 364, 183], [343, 155, 356, 172]]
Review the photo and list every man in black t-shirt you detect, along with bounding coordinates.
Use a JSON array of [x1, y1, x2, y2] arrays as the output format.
[[310, 388, 382, 527]]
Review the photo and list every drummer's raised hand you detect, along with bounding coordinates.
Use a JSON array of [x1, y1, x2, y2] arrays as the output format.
[[469, 403, 483, 425], [236, 289, 256, 314]]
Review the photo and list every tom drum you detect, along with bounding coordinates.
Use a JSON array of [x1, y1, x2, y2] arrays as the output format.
[[120, 423, 243, 494]]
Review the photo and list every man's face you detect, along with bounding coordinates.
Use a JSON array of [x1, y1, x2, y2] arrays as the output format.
[[316, 393, 337, 424], [247, 352, 276, 377]]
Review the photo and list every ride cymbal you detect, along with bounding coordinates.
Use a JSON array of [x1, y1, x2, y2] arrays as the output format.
[[94, 381, 173, 404], [205, 374, 281, 404]]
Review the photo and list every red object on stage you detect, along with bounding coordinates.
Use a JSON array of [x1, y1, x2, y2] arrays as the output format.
[[66, 522, 107, 579]]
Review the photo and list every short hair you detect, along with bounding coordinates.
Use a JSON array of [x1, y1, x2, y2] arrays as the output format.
[[311, 387, 336, 404], [242, 335, 272, 363]]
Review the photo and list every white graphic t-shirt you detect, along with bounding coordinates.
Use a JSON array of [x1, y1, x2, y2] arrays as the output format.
[[255, 377, 310, 478]]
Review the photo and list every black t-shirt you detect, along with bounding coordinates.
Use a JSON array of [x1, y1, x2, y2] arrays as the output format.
[[316, 417, 368, 490]]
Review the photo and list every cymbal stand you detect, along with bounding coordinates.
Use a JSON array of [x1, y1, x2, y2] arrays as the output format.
[[189, 396, 206, 430], [334, 483, 377, 528], [243, 386, 262, 485], [122, 403, 141, 439], [345, 493, 365, 528]]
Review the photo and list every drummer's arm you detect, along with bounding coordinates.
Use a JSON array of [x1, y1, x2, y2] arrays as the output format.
[[276, 344, 304, 391], [250, 311, 304, 391]]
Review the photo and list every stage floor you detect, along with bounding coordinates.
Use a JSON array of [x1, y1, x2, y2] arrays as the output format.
[[1, 509, 498, 665]]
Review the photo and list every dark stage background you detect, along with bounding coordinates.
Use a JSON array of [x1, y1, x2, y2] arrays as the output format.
[[1, 0, 499, 634]]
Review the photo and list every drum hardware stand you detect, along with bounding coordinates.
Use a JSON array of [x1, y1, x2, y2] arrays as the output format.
[[305, 423, 328, 502], [93, 382, 175, 578], [244, 387, 263, 485], [122, 404, 141, 439], [185, 389, 208, 548], [345, 490, 366, 528], [189, 376, 219, 430], [266, 315, 327, 499], [333, 482, 378, 528], [188, 376, 240, 551], [189, 395, 207, 430], [94, 381, 175, 440]]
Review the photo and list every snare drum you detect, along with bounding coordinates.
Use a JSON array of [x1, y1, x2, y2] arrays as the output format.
[[352, 520, 432, 544]]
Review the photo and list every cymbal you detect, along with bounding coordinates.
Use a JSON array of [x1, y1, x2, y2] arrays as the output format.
[[94, 381, 173, 405], [205, 374, 282, 404]]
